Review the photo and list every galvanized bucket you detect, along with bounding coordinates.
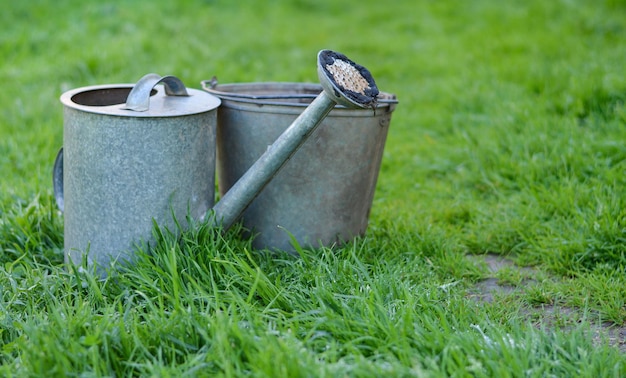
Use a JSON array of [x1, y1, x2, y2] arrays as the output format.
[[202, 81, 397, 252], [56, 74, 220, 273]]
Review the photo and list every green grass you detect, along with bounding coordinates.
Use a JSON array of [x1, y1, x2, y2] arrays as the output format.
[[1, 0, 625, 376]]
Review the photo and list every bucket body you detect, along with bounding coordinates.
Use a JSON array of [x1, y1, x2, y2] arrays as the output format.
[[59, 78, 220, 272], [205, 82, 396, 252]]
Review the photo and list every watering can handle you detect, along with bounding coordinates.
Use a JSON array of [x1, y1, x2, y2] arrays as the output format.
[[53, 147, 64, 212], [123, 73, 189, 112]]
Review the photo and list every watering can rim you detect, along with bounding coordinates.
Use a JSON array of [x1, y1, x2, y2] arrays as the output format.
[[60, 79, 221, 118]]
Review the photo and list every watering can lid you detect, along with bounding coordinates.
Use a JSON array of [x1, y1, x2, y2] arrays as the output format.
[[60, 74, 221, 118]]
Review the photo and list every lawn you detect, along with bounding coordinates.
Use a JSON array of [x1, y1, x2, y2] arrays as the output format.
[[1, 0, 625, 376]]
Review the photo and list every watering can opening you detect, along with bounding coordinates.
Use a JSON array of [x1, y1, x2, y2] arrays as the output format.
[[70, 88, 156, 107]]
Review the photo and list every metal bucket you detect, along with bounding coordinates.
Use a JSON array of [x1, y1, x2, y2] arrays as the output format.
[[202, 81, 397, 252], [56, 74, 220, 273]]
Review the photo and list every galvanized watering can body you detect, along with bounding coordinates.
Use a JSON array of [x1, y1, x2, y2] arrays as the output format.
[[203, 82, 397, 252], [58, 75, 220, 272]]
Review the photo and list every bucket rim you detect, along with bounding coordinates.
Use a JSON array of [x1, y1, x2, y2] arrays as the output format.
[[201, 81, 397, 109]]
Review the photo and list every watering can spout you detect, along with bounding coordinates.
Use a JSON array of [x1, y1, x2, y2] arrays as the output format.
[[207, 49, 380, 231]]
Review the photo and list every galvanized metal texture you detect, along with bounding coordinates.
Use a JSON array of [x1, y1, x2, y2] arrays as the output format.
[[209, 91, 336, 231], [59, 74, 220, 274], [207, 82, 397, 253], [208, 50, 378, 232]]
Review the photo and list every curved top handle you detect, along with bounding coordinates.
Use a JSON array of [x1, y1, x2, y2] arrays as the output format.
[[123, 73, 189, 112]]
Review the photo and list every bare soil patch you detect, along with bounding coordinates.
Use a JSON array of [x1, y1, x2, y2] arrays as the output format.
[[467, 253, 625, 353]]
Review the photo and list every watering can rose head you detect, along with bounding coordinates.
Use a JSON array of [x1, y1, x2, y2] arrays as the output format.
[[318, 50, 379, 109]]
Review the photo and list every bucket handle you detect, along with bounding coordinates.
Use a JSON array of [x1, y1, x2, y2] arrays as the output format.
[[123, 73, 189, 112], [200, 79, 399, 105]]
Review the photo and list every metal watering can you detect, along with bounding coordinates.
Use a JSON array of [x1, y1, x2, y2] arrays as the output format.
[[54, 50, 381, 274]]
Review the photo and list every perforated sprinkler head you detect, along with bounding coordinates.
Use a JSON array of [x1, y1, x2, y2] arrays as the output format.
[[317, 50, 379, 110]]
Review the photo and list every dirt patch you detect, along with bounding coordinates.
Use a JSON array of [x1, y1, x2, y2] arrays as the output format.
[[467, 254, 537, 303], [467, 253, 626, 353]]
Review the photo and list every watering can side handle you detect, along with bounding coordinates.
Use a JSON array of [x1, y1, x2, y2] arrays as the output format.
[[123, 73, 189, 112], [53, 147, 64, 212]]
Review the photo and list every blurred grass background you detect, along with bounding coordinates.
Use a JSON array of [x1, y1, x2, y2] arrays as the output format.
[[1, 0, 625, 375]]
